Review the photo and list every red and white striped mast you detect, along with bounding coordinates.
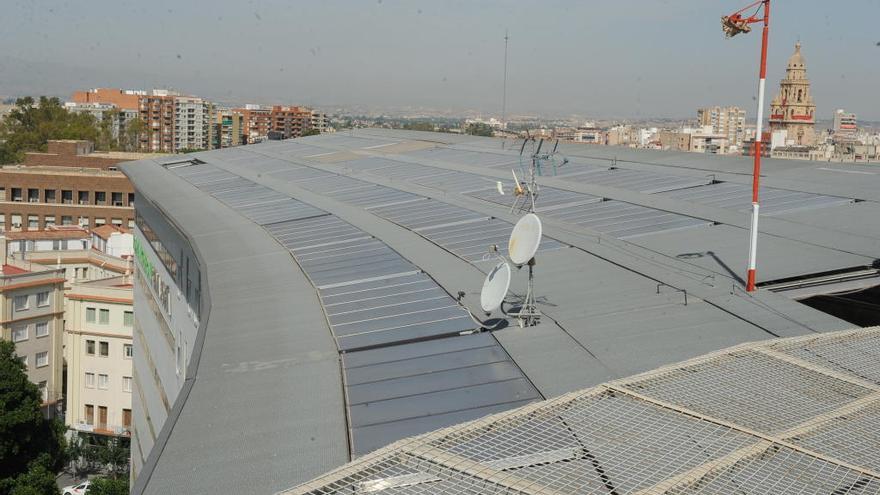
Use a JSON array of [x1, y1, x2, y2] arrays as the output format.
[[722, 0, 770, 292]]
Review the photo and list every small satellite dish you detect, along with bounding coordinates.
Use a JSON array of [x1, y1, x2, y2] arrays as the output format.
[[480, 261, 511, 312], [508, 213, 542, 265]]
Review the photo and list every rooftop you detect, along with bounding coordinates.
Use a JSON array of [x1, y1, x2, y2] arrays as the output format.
[[122, 129, 880, 494], [4, 226, 90, 240], [2, 263, 29, 275], [91, 224, 130, 240], [284, 326, 880, 495]]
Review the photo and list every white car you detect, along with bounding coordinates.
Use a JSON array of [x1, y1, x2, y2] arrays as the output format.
[[61, 480, 90, 495]]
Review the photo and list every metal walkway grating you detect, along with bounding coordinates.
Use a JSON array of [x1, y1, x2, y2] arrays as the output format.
[[281, 327, 880, 495]]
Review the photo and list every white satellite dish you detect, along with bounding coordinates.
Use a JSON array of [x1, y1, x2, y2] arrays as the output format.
[[480, 261, 511, 312], [508, 213, 542, 265]]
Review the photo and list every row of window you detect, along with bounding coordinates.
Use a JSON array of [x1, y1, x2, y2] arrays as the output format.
[[14, 291, 51, 312], [85, 307, 134, 327], [0, 213, 133, 232], [17, 351, 49, 368], [1, 187, 133, 206], [11, 321, 50, 342], [84, 372, 132, 392], [83, 404, 132, 430], [85, 339, 133, 359]]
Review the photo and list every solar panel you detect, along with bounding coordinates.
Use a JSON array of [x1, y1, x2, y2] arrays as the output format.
[[342, 332, 541, 456], [659, 182, 854, 215]]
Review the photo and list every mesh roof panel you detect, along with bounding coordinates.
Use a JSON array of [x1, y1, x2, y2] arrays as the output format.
[[283, 327, 880, 495]]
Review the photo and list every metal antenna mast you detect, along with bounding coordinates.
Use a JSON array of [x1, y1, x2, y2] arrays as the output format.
[[502, 29, 509, 125]]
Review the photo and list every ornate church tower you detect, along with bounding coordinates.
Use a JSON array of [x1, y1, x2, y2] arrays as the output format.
[[768, 42, 816, 145]]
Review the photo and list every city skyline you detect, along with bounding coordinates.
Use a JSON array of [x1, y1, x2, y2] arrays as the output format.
[[2, 0, 879, 119]]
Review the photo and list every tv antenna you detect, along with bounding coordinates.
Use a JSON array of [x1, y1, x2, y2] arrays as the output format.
[[499, 136, 568, 214], [507, 213, 543, 327]]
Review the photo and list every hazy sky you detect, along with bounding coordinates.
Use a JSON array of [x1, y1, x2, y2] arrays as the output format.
[[2, 0, 878, 119]]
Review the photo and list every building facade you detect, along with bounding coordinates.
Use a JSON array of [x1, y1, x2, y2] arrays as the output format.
[[139, 95, 176, 153], [173, 97, 213, 151], [65, 275, 134, 437], [270, 105, 313, 139], [0, 255, 65, 412], [697, 106, 746, 151], [768, 42, 816, 146], [237, 106, 273, 142], [833, 109, 858, 143], [129, 196, 203, 480], [214, 110, 245, 148], [0, 141, 139, 232]]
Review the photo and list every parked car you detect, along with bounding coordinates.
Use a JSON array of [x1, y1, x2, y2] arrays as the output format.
[[61, 480, 90, 495]]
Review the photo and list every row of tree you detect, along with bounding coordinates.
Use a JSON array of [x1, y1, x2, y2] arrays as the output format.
[[0, 96, 147, 165], [0, 341, 129, 495]]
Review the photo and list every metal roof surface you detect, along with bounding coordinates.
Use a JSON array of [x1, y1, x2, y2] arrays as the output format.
[[283, 326, 880, 495], [122, 129, 879, 494]]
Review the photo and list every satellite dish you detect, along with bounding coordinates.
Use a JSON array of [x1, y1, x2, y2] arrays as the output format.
[[480, 261, 511, 312], [508, 213, 542, 265]]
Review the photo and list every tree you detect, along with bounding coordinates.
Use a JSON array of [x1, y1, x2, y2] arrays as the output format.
[[87, 477, 128, 495], [300, 128, 321, 137], [122, 117, 145, 152], [465, 122, 494, 137], [0, 341, 66, 495], [3, 462, 58, 495], [96, 438, 129, 479], [0, 96, 98, 163], [402, 122, 435, 132]]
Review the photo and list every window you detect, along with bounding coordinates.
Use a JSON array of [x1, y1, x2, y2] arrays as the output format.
[[78, 191, 89, 205], [14, 295, 28, 311], [99, 341, 109, 357], [85, 339, 95, 355], [99, 309, 110, 324], [37, 291, 50, 307], [95, 218, 106, 226], [61, 215, 73, 225], [122, 376, 132, 393], [27, 188, 40, 202], [95, 191, 106, 205], [124, 344, 133, 359], [45, 190, 56, 203], [111, 218, 122, 226], [98, 374, 109, 389], [85, 372, 95, 388], [86, 307, 96, 323], [61, 190, 72, 204], [85, 404, 94, 425], [128, 193, 135, 206], [122, 409, 132, 429], [123, 311, 133, 327], [112, 192, 123, 206], [11, 188, 22, 202], [35, 351, 48, 368], [27, 215, 38, 229], [12, 325, 28, 342], [44, 215, 56, 227], [35, 321, 49, 337], [18, 355, 27, 367]]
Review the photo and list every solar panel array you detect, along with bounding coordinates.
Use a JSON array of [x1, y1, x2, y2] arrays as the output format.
[[164, 159, 542, 456], [659, 182, 855, 216], [282, 327, 880, 495]]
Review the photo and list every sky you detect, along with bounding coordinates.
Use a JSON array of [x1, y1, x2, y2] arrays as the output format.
[[2, 0, 879, 120]]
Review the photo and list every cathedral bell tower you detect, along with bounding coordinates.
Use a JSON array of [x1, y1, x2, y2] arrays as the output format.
[[768, 42, 817, 145]]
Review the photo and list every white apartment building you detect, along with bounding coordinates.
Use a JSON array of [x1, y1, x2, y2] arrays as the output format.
[[173, 97, 212, 151], [65, 275, 134, 436]]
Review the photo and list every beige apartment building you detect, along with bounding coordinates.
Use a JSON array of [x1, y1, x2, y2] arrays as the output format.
[[0, 249, 65, 411], [65, 275, 134, 436], [697, 106, 746, 150]]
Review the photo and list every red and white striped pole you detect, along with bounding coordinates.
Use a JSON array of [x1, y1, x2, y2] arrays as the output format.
[[746, 0, 770, 292]]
